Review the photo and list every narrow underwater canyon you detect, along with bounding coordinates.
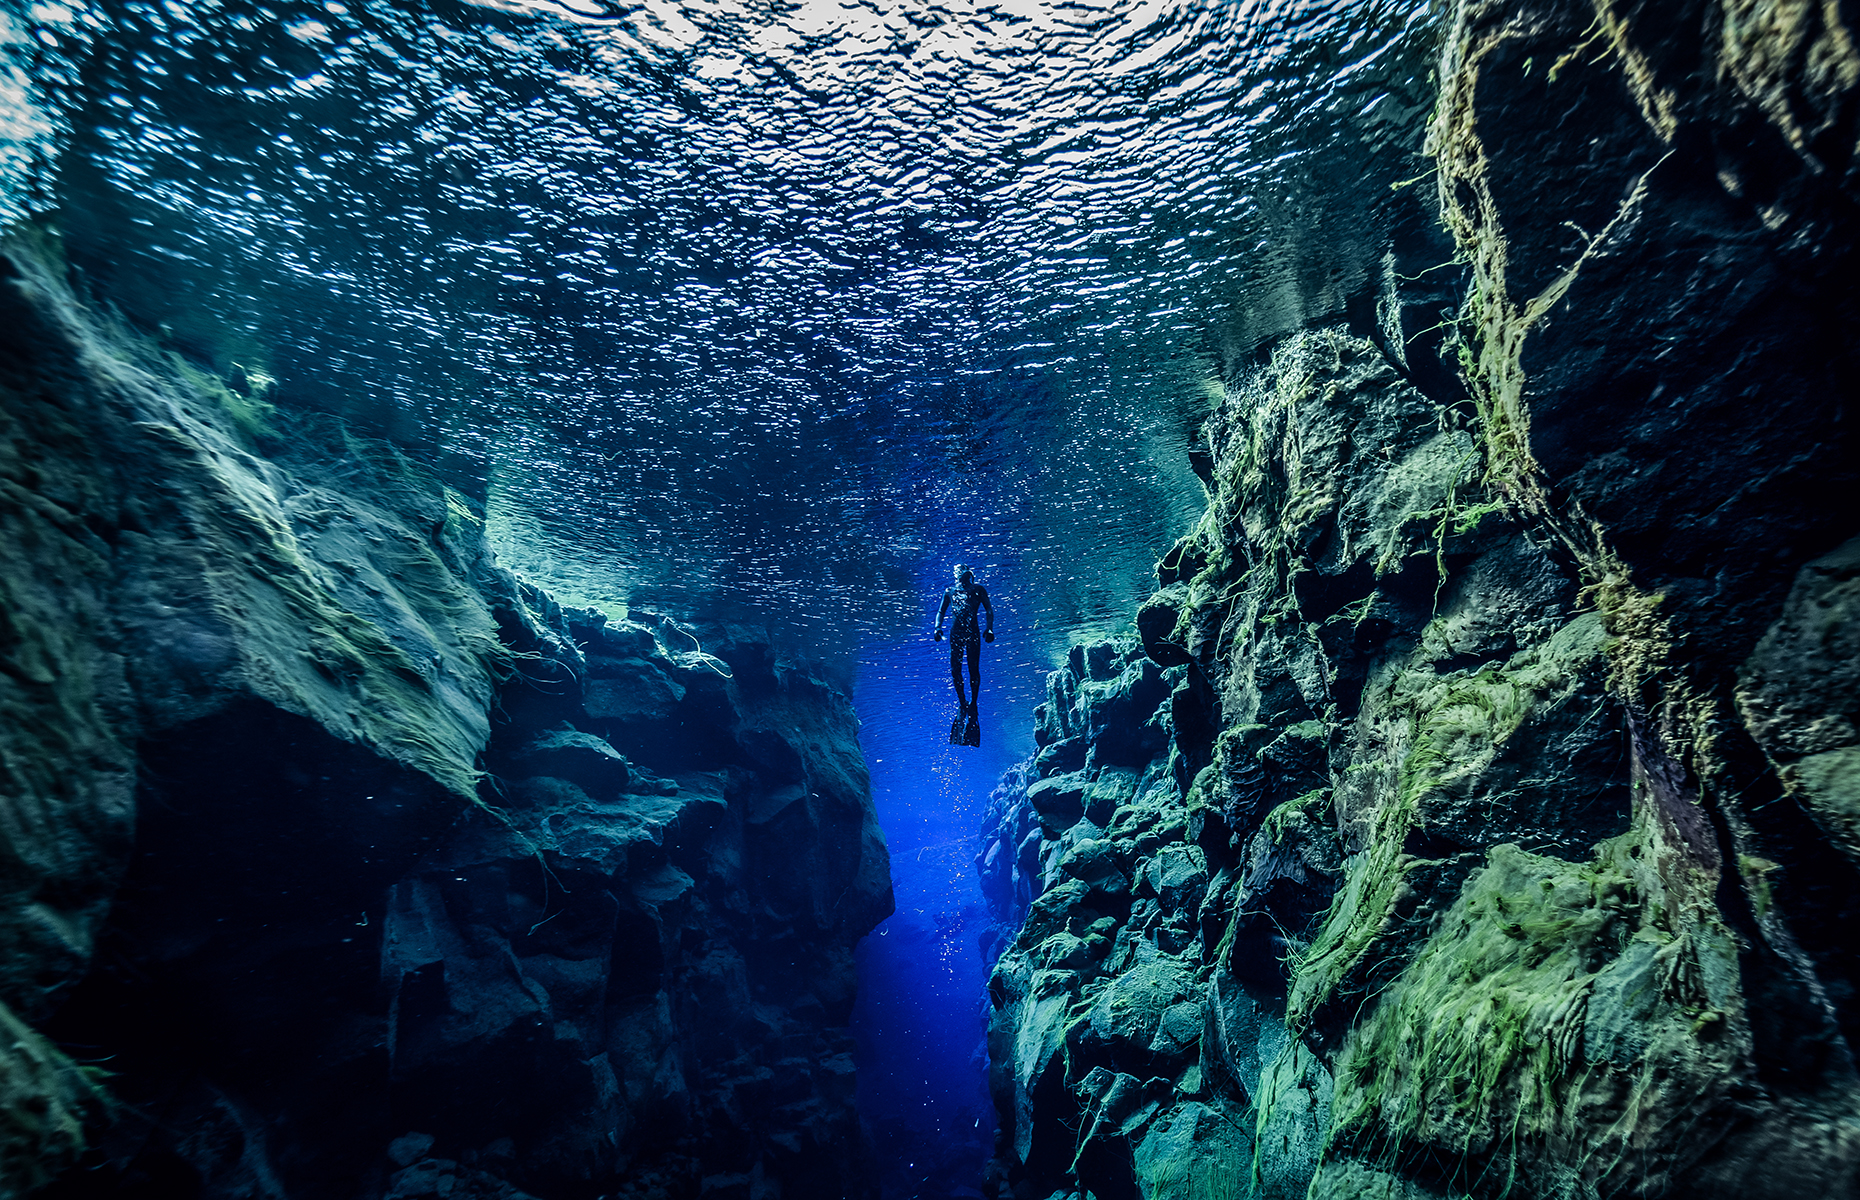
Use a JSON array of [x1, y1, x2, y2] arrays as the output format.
[[1, 0, 1858, 1198]]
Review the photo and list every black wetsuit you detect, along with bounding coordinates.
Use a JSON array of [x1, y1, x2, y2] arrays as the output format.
[[937, 580, 993, 709]]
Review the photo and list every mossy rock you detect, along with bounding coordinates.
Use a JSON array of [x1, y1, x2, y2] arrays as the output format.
[[1291, 611, 1629, 1036], [1738, 536, 1860, 868], [1130, 1101, 1252, 1200], [1324, 832, 1747, 1198], [0, 1000, 95, 1197], [1306, 1159, 1467, 1200]]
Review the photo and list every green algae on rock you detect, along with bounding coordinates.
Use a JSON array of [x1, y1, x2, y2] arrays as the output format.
[[982, 0, 1860, 1191], [0, 1000, 96, 1198], [983, 330, 1524, 1199], [0, 226, 510, 1183], [3, 230, 506, 798], [0, 233, 141, 1151], [984, 307, 1860, 1196], [1738, 537, 1860, 870]]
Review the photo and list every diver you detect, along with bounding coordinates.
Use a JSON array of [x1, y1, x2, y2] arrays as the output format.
[[933, 564, 994, 746]]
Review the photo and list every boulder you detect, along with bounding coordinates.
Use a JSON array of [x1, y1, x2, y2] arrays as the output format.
[[583, 657, 687, 722], [1059, 837, 1129, 898], [1137, 584, 1192, 667], [1034, 736, 1088, 778], [1027, 772, 1087, 837], [1138, 844, 1208, 914], [509, 728, 630, 798]]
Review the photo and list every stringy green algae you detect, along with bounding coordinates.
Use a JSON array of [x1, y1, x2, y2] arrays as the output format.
[[1288, 612, 1610, 1034], [0, 1000, 97, 1200], [1318, 786, 1746, 1200], [1329, 841, 1633, 1194]]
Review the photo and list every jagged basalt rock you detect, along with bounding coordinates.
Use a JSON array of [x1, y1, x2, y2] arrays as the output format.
[[982, 329, 1489, 1199], [985, 300, 1860, 1196], [0, 234, 892, 1198], [1739, 537, 1860, 869], [47, 610, 890, 1197], [980, 0, 1860, 1193], [381, 612, 888, 1195]]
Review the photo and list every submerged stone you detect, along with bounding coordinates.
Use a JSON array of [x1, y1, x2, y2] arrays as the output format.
[[983, 190, 1860, 1196], [0, 245, 892, 1196], [583, 655, 687, 722], [509, 727, 632, 797]]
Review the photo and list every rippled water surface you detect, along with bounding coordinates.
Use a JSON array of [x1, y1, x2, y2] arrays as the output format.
[[9, 0, 1438, 664]]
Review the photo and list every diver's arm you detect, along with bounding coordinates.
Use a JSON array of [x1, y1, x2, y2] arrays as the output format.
[[981, 588, 995, 639], [934, 591, 952, 640]]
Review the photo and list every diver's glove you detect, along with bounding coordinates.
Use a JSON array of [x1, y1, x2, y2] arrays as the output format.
[[934, 629, 944, 641], [984, 630, 994, 642]]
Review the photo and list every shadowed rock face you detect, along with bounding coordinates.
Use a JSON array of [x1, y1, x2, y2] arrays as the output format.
[[0, 235, 891, 1199], [980, 2, 1860, 1197], [45, 608, 889, 1200]]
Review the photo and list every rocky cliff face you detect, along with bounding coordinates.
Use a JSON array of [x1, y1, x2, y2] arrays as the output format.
[[980, 1, 1860, 1196], [0, 230, 891, 1199]]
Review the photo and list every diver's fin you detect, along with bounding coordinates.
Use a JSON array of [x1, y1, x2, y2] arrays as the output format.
[[950, 712, 964, 744]]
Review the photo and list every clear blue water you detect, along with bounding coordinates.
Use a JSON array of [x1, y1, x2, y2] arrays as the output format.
[[848, 554, 1056, 1198], [4, 0, 1440, 1190]]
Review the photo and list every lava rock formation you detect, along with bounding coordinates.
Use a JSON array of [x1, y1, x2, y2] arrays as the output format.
[[0, 232, 892, 1199], [979, 0, 1860, 1195]]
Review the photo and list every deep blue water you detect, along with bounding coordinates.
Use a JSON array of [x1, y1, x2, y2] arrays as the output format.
[[3, 0, 1443, 1191], [850, 560, 1050, 1199]]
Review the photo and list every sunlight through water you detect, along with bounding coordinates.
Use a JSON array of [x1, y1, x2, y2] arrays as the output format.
[[9, 0, 1439, 664]]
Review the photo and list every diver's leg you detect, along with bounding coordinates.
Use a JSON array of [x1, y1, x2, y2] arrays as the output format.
[[966, 640, 981, 710], [950, 642, 969, 706]]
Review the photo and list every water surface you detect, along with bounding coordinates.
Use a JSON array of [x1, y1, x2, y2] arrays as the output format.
[[10, 0, 1437, 656]]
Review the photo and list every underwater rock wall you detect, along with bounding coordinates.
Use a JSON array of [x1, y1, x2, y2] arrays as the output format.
[[0, 232, 891, 1198], [981, 0, 1860, 1196]]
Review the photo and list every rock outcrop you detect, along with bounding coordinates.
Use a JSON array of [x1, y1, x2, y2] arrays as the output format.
[[981, 0, 1860, 1196], [0, 230, 891, 1198]]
